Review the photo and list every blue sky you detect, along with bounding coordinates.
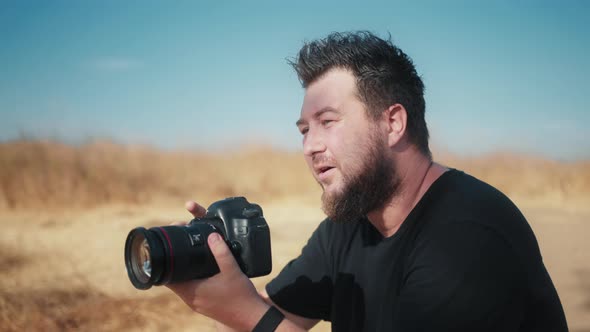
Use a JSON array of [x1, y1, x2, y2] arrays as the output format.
[[1, 1, 588, 160]]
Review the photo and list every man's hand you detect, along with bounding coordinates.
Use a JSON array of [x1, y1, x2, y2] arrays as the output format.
[[165, 201, 270, 330], [184, 200, 207, 219]]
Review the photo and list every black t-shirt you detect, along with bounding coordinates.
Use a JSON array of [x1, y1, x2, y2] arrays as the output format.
[[266, 169, 568, 331]]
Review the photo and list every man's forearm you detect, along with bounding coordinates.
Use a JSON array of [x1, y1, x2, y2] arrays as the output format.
[[215, 308, 307, 332], [214, 290, 318, 331]]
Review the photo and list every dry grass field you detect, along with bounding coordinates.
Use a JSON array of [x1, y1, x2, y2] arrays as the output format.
[[1, 140, 589, 331]]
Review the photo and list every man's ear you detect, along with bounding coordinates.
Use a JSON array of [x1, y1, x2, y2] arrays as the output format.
[[383, 104, 407, 147]]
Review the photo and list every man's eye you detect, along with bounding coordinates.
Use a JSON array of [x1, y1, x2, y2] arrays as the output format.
[[321, 119, 334, 126], [299, 127, 309, 135]]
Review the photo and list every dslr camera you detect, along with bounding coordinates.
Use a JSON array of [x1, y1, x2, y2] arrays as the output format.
[[124, 197, 272, 290]]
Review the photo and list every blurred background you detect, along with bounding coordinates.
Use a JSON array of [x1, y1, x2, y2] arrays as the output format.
[[0, 1, 588, 331]]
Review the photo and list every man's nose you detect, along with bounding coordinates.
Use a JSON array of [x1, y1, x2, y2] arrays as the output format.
[[303, 129, 326, 157]]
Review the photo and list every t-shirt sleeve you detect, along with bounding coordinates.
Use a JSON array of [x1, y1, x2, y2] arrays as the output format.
[[393, 221, 526, 332], [265, 219, 333, 321]]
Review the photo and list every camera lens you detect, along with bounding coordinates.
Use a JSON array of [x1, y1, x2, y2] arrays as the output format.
[[125, 227, 167, 290], [124, 223, 224, 290]]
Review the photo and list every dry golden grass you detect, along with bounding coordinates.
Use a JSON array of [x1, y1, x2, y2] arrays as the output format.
[[1, 139, 588, 211], [1, 140, 589, 331], [0, 140, 319, 210]]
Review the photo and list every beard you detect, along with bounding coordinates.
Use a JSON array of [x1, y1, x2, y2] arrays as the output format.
[[321, 133, 400, 223]]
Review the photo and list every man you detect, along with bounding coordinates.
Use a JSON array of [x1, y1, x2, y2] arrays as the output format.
[[168, 31, 568, 331]]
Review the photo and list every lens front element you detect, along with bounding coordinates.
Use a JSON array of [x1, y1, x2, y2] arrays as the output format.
[[130, 235, 151, 283], [139, 239, 152, 277]]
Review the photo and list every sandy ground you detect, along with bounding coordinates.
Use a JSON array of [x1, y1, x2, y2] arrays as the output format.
[[0, 198, 588, 331]]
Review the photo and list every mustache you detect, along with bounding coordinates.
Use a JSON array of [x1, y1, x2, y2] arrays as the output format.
[[311, 155, 335, 165]]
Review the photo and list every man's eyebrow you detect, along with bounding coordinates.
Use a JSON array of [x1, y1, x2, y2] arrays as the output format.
[[295, 107, 339, 127]]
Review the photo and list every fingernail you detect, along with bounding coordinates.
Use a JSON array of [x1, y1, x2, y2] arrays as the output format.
[[209, 233, 220, 244]]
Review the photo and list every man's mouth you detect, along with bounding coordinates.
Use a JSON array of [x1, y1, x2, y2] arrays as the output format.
[[316, 166, 335, 180]]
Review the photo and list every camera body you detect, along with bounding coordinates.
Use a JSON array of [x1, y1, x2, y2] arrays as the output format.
[[124, 197, 272, 290], [193, 196, 272, 277]]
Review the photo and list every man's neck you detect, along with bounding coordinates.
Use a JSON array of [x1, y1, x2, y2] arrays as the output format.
[[366, 155, 447, 238]]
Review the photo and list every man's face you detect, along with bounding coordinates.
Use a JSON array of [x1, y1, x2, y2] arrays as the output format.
[[296, 68, 398, 222]]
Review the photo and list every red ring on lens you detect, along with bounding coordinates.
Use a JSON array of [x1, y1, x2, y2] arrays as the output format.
[[158, 227, 174, 278]]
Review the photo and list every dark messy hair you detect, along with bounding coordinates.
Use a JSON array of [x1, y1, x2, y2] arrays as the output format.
[[290, 31, 430, 157]]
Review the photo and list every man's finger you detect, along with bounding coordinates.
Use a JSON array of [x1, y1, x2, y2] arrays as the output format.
[[185, 200, 207, 218], [170, 221, 187, 226], [208, 233, 241, 274]]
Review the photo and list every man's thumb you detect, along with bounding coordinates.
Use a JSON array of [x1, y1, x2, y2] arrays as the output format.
[[208, 233, 240, 274]]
